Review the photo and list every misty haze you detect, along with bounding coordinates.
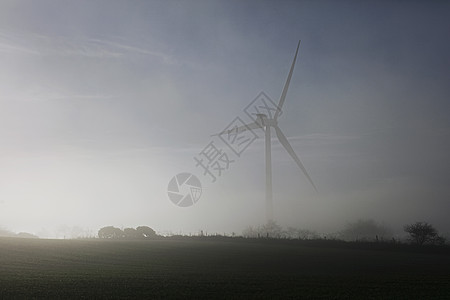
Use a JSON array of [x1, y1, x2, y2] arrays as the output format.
[[1, 1, 450, 298]]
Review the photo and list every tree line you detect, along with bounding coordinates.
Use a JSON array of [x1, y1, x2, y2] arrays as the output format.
[[242, 220, 446, 246], [96, 221, 446, 246]]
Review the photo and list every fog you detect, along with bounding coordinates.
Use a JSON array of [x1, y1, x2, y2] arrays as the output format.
[[1, 1, 449, 238]]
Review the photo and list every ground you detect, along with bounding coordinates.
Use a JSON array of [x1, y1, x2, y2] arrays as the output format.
[[0, 237, 449, 299]]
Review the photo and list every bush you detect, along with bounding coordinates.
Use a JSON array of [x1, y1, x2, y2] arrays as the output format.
[[98, 226, 157, 239]]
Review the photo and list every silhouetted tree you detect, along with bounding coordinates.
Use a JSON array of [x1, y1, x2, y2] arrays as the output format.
[[123, 228, 139, 239], [98, 226, 124, 239], [136, 226, 157, 238], [340, 219, 392, 241], [404, 222, 445, 245]]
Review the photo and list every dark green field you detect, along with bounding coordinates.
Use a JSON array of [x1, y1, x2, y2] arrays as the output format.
[[1, 237, 449, 299]]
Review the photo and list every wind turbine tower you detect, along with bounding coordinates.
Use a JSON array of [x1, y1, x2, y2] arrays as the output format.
[[217, 41, 317, 222]]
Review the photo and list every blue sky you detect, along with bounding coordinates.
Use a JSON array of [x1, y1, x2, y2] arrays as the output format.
[[0, 1, 449, 237]]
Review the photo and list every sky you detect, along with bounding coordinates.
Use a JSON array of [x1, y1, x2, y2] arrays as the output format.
[[0, 0, 449, 238]]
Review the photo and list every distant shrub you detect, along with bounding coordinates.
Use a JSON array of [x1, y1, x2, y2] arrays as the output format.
[[98, 226, 157, 239], [242, 221, 284, 238]]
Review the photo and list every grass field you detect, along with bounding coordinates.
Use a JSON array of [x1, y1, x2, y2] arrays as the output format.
[[1, 237, 449, 299]]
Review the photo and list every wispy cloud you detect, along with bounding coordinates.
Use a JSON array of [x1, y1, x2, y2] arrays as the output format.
[[0, 30, 175, 63], [6, 82, 118, 103]]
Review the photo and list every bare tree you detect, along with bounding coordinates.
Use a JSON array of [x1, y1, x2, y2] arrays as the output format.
[[404, 222, 445, 245]]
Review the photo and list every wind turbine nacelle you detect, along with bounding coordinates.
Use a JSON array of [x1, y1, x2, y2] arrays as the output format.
[[256, 114, 277, 127]]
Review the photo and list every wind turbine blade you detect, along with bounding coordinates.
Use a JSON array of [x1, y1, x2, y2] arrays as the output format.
[[274, 125, 318, 192], [274, 40, 300, 121], [211, 121, 263, 137]]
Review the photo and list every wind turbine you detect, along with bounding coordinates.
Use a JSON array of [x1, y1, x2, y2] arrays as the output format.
[[216, 40, 317, 222]]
